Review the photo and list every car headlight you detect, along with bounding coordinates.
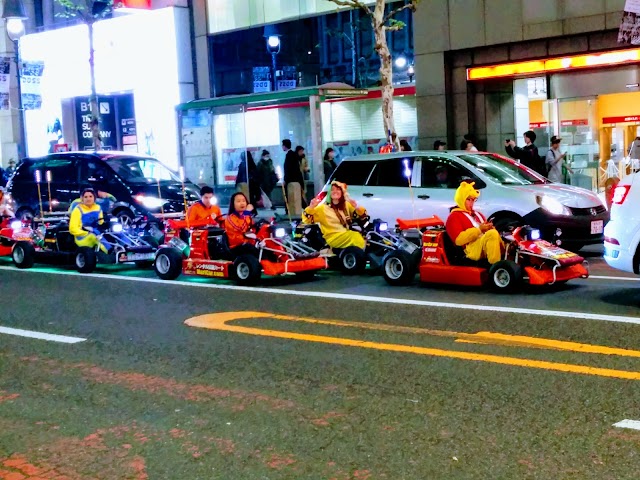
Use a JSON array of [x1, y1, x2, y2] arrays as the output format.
[[134, 194, 166, 209], [275, 227, 286, 238], [10, 220, 22, 230], [111, 223, 123, 233], [537, 195, 570, 216]]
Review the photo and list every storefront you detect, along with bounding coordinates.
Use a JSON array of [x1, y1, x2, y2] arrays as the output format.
[[178, 85, 417, 205], [467, 47, 640, 193], [18, 7, 194, 170]]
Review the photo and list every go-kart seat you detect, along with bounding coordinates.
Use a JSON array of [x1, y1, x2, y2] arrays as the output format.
[[206, 228, 234, 261], [442, 231, 487, 267]]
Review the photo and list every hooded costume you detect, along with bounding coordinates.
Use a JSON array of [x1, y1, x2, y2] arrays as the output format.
[[303, 181, 367, 250], [445, 181, 502, 264]]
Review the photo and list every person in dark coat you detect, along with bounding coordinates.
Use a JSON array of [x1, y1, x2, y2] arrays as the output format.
[[505, 131, 544, 175], [283, 139, 303, 215], [323, 147, 337, 184], [236, 151, 261, 207]]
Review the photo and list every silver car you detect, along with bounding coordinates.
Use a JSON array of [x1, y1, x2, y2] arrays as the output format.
[[324, 151, 608, 249]]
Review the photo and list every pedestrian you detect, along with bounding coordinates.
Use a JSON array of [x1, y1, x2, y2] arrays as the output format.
[[283, 139, 303, 216], [505, 131, 544, 175], [546, 136, 572, 183], [296, 146, 309, 204], [433, 140, 446, 151], [5, 160, 15, 177], [628, 137, 640, 172], [461, 140, 478, 152], [323, 147, 337, 183], [256, 150, 278, 202], [400, 139, 412, 151], [236, 151, 261, 207]]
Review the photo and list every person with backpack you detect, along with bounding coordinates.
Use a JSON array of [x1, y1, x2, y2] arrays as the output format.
[[505, 131, 545, 176], [546, 136, 572, 183]]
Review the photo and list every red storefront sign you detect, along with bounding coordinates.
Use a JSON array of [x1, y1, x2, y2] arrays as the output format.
[[529, 122, 549, 128], [560, 119, 588, 126], [603, 115, 640, 124]]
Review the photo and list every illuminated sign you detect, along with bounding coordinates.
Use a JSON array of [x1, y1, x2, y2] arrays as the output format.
[[603, 115, 640, 124], [467, 48, 640, 80]]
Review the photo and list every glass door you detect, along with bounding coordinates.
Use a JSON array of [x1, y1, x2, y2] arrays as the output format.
[[557, 97, 599, 192]]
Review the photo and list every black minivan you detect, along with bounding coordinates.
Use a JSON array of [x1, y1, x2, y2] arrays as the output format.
[[7, 152, 201, 225]]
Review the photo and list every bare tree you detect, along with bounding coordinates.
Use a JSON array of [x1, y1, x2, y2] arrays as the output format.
[[327, 0, 419, 149], [56, 0, 112, 151]]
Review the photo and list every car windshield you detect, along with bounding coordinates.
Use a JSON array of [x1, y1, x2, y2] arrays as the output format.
[[457, 153, 547, 185], [105, 157, 180, 183]]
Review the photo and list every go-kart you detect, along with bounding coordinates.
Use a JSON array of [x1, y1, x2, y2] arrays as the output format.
[[294, 215, 421, 285], [0, 216, 32, 257], [406, 216, 589, 292], [9, 216, 158, 273], [153, 217, 328, 286]]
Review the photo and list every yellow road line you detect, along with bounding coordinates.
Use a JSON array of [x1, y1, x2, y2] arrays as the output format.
[[184, 312, 640, 381]]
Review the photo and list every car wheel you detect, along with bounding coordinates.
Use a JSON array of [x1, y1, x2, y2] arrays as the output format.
[[488, 260, 523, 293], [75, 247, 97, 273], [12, 241, 35, 269], [114, 209, 134, 229], [233, 254, 261, 286], [339, 246, 366, 275], [154, 247, 182, 280], [382, 250, 415, 286]]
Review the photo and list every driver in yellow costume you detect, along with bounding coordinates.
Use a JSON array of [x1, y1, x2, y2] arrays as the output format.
[[69, 188, 110, 254]]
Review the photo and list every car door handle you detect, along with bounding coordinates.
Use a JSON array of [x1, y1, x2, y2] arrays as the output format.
[[417, 195, 430, 200], [362, 193, 374, 197]]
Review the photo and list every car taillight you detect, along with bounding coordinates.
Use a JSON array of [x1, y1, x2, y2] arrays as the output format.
[[612, 185, 631, 204], [316, 191, 327, 202]]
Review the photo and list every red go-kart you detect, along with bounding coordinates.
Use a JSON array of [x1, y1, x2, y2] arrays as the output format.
[[0, 217, 33, 261], [153, 217, 328, 286], [396, 216, 589, 292]]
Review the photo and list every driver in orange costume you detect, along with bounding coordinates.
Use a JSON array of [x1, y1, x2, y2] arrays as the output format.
[[445, 181, 503, 264]]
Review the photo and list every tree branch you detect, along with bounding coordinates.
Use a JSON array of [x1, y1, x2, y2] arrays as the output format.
[[383, 1, 418, 25], [326, 0, 373, 18]]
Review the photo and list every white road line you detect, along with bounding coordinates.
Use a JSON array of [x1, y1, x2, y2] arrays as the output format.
[[613, 419, 640, 430], [590, 275, 640, 281], [1, 265, 640, 326], [0, 326, 86, 344]]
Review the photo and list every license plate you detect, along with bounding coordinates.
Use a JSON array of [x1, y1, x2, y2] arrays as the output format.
[[127, 252, 155, 262], [591, 220, 604, 234]]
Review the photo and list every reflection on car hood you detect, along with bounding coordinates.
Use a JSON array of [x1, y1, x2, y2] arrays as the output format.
[[507, 183, 602, 208]]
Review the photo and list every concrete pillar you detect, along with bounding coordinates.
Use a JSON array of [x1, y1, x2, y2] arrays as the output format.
[[309, 95, 323, 194]]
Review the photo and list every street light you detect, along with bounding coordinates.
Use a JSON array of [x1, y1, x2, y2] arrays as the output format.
[[264, 25, 281, 92], [2, 0, 28, 160]]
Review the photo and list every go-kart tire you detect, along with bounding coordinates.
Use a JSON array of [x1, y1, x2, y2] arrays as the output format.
[[411, 248, 422, 267], [75, 247, 97, 273], [489, 260, 523, 293], [339, 246, 366, 275], [12, 241, 35, 269], [382, 250, 415, 286], [154, 248, 183, 280], [233, 254, 261, 286]]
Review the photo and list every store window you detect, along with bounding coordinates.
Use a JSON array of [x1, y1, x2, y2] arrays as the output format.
[[321, 96, 417, 163]]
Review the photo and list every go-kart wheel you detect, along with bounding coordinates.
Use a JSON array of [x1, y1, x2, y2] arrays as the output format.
[[382, 250, 415, 286], [12, 241, 35, 269], [233, 254, 261, 286], [489, 260, 523, 293], [75, 247, 97, 273], [410, 248, 422, 267], [339, 246, 366, 275], [154, 248, 183, 280]]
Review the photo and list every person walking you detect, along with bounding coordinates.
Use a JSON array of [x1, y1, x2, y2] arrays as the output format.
[[546, 136, 572, 183], [256, 150, 278, 203], [505, 131, 544, 175], [323, 148, 337, 183], [296, 145, 310, 206], [283, 139, 303, 216]]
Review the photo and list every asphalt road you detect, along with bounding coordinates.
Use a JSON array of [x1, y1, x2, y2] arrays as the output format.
[[1, 258, 640, 479]]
